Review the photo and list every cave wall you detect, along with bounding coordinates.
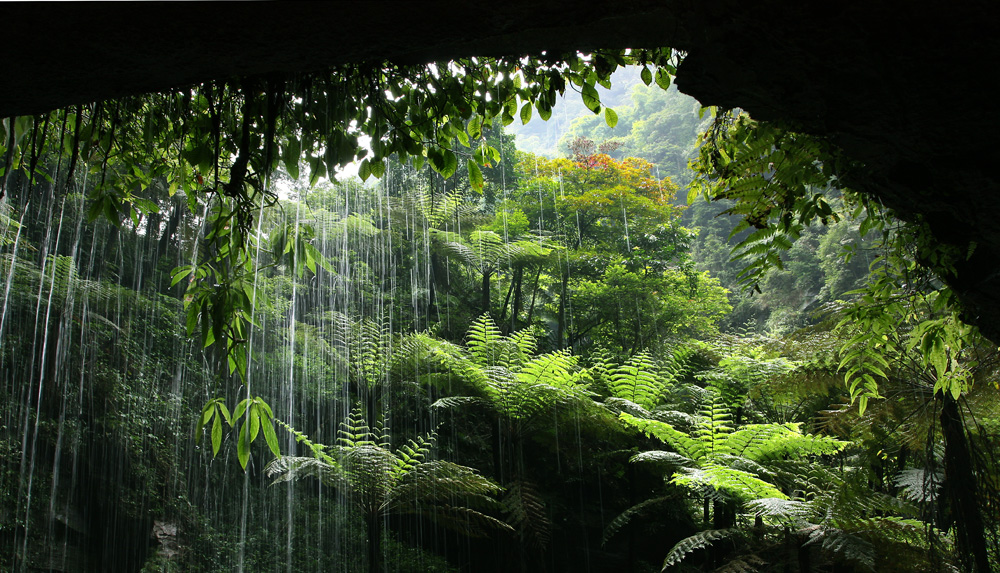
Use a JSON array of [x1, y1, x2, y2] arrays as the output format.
[[3, 1, 1000, 338]]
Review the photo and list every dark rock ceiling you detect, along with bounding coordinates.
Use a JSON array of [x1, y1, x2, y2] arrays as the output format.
[[3, 1, 1000, 339]]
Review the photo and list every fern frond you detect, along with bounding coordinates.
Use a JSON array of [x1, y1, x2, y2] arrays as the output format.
[[609, 351, 666, 410], [726, 423, 847, 462], [802, 525, 875, 571], [508, 328, 538, 359], [467, 313, 505, 366], [894, 468, 942, 504], [672, 464, 786, 501], [430, 396, 488, 411], [503, 479, 552, 549], [265, 456, 340, 487], [602, 495, 675, 545], [517, 349, 578, 389], [394, 431, 436, 476], [604, 397, 654, 418], [747, 497, 809, 524], [662, 528, 735, 570], [619, 412, 705, 460], [631, 450, 695, 468]]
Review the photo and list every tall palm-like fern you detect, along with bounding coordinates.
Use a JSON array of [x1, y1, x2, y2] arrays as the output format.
[[746, 463, 958, 572], [431, 314, 595, 552], [266, 409, 511, 573], [610, 390, 847, 570], [318, 311, 451, 419], [433, 229, 552, 316]]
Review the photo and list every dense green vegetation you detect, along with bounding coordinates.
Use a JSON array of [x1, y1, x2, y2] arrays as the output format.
[[1, 52, 997, 572]]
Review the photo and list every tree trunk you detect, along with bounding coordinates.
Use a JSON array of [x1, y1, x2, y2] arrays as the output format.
[[511, 265, 524, 333], [940, 393, 990, 572], [367, 512, 382, 573], [556, 269, 568, 350], [481, 268, 492, 317], [525, 266, 542, 327]]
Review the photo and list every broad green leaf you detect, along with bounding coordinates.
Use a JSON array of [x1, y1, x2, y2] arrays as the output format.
[[358, 158, 372, 181], [468, 115, 482, 139], [369, 158, 386, 179], [170, 265, 194, 287], [581, 82, 601, 113], [261, 417, 281, 458], [237, 422, 250, 469], [520, 102, 533, 125], [195, 403, 213, 442], [256, 397, 274, 419], [233, 398, 249, 421], [467, 160, 483, 193], [536, 102, 552, 121], [604, 107, 618, 128], [217, 402, 233, 425], [655, 67, 671, 90], [211, 413, 223, 456], [250, 405, 261, 441], [640, 66, 653, 86], [429, 149, 458, 178]]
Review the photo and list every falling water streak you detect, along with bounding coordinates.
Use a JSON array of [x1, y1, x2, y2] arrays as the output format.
[[46, 189, 87, 570], [575, 411, 590, 571], [622, 197, 631, 252], [535, 160, 543, 242], [0, 198, 31, 342], [237, 195, 271, 573], [285, 193, 303, 573], [20, 191, 69, 568]]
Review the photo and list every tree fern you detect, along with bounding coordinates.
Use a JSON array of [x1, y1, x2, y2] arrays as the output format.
[[267, 411, 511, 571]]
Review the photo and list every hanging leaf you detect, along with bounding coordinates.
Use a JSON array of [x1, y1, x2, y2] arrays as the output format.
[[369, 157, 386, 179], [468, 160, 484, 193], [468, 115, 482, 140], [358, 158, 372, 182], [237, 422, 250, 469], [429, 148, 458, 178], [604, 107, 618, 128], [520, 102, 533, 125], [211, 414, 223, 456], [581, 82, 601, 113], [261, 415, 281, 457], [655, 67, 671, 90], [640, 66, 653, 86]]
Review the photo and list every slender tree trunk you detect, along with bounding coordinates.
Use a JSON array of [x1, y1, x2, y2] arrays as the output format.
[[492, 419, 503, 484], [511, 265, 524, 333], [481, 268, 492, 317], [940, 393, 990, 573], [499, 270, 516, 332], [797, 533, 811, 573], [525, 266, 542, 326], [367, 512, 382, 573], [556, 269, 568, 350]]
